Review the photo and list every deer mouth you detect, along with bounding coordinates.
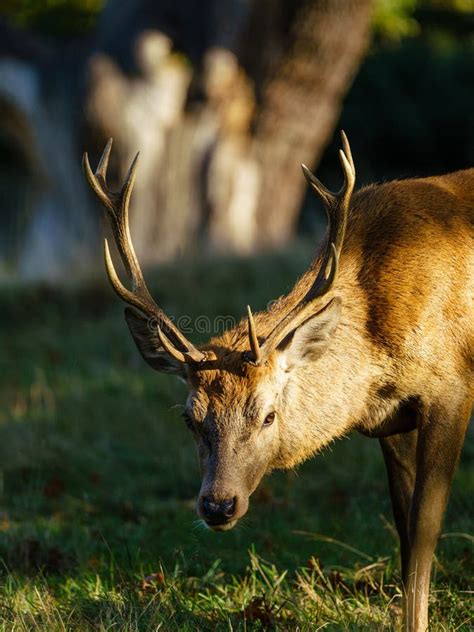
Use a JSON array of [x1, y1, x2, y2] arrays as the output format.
[[204, 519, 238, 532]]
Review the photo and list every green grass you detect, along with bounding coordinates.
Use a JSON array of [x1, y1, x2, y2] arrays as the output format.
[[0, 247, 472, 630]]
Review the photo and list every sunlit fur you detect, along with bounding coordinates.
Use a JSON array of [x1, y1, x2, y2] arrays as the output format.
[[180, 171, 473, 508]]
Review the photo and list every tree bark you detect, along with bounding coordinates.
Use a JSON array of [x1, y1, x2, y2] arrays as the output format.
[[250, 0, 374, 246]]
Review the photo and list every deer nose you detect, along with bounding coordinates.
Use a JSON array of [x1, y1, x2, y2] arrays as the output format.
[[201, 496, 236, 523]]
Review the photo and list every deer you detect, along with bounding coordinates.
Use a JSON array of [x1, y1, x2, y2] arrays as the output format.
[[83, 132, 473, 632]]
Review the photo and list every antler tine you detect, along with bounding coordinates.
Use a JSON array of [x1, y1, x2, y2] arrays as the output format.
[[332, 133, 355, 258], [83, 144, 113, 214], [104, 237, 141, 308], [247, 305, 261, 363], [83, 140, 205, 364], [103, 237, 158, 318], [301, 164, 335, 210], [96, 137, 113, 181], [156, 325, 206, 364], [340, 130, 354, 173], [251, 132, 355, 365]]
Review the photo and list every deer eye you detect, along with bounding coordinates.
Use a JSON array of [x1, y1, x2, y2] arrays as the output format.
[[262, 412, 276, 427]]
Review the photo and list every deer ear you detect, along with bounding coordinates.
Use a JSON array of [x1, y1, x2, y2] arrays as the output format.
[[124, 307, 187, 377], [278, 298, 342, 370]]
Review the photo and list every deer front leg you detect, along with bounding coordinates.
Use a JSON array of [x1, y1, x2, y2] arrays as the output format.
[[404, 400, 470, 632], [379, 428, 418, 583]]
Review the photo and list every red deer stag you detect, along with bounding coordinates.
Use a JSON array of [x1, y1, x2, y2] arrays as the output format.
[[83, 133, 473, 631]]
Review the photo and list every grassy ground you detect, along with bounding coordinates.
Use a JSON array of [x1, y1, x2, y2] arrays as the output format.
[[0, 248, 472, 631]]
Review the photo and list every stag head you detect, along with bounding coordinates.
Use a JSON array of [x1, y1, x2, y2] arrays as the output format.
[[83, 132, 355, 530]]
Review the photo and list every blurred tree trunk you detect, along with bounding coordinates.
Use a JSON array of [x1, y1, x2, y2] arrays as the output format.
[[251, 0, 373, 246], [0, 24, 95, 281], [85, 0, 373, 265]]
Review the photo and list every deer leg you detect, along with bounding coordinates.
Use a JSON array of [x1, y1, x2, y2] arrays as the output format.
[[379, 428, 418, 583], [404, 400, 471, 632]]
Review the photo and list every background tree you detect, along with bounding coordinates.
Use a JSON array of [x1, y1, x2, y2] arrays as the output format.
[[0, 0, 473, 277]]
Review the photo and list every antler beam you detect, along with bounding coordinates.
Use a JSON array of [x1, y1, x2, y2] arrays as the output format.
[[83, 139, 205, 365]]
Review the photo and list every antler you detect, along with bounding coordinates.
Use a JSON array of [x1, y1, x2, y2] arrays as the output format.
[[82, 139, 206, 365], [247, 130, 355, 364]]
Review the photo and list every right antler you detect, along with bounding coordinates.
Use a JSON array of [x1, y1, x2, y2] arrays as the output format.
[[246, 131, 355, 364], [82, 139, 206, 365]]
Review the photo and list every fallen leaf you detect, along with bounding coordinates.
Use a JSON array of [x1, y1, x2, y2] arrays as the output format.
[[142, 571, 165, 593]]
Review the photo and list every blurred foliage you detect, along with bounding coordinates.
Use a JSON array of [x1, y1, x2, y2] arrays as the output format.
[[0, 0, 472, 41], [374, 0, 474, 40], [0, 0, 104, 37], [374, 0, 420, 39]]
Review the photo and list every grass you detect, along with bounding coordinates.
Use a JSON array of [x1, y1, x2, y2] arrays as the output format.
[[0, 247, 473, 630]]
